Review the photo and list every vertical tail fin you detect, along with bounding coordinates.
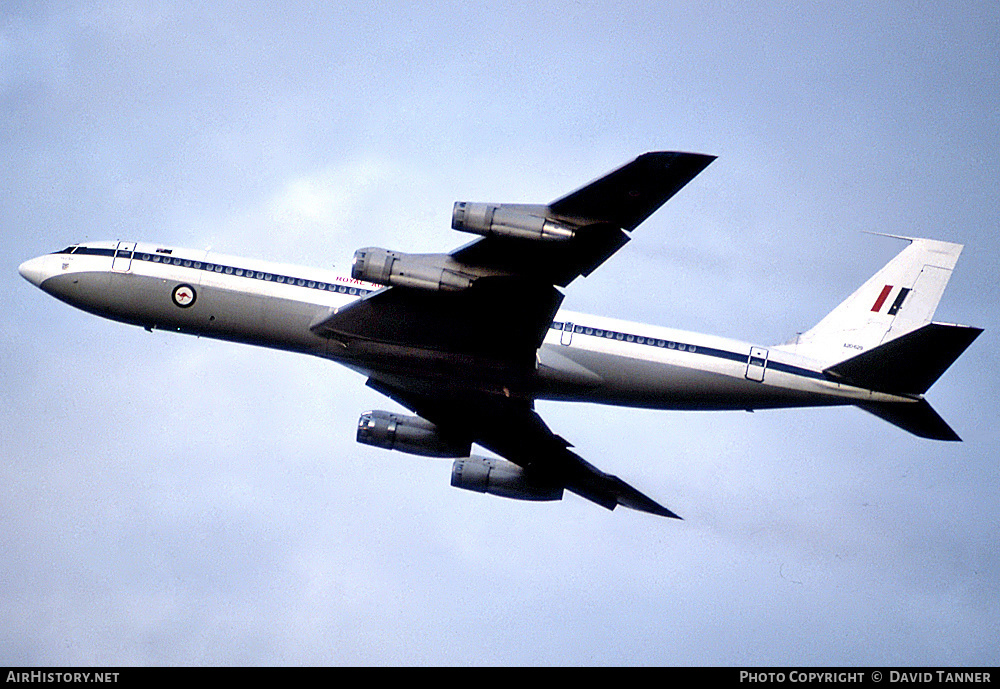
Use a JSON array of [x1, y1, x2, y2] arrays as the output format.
[[778, 236, 965, 365]]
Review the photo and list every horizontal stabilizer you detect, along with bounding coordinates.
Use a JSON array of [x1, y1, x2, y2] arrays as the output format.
[[857, 399, 961, 441], [824, 322, 982, 396]]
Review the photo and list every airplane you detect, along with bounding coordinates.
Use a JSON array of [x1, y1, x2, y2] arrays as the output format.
[[17, 152, 982, 519]]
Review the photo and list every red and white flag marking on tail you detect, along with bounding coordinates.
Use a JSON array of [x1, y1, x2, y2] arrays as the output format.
[[871, 284, 911, 316]]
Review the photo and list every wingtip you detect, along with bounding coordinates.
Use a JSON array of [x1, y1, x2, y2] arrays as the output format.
[[619, 496, 683, 520], [607, 498, 681, 519], [660, 507, 683, 520], [642, 150, 717, 167], [641, 505, 683, 520]]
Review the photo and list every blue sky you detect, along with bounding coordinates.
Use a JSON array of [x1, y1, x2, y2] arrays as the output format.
[[3, 1, 998, 665]]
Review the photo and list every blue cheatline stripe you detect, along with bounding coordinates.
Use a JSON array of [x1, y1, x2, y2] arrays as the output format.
[[550, 321, 826, 381], [767, 360, 826, 380], [61, 246, 374, 297]]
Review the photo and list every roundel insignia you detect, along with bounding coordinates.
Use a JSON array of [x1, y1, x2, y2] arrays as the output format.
[[171, 284, 197, 308]]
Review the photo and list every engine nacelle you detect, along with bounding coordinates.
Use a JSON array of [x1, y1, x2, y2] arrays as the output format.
[[452, 202, 576, 242], [451, 456, 564, 502], [351, 248, 475, 292], [357, 410, 471, 458]]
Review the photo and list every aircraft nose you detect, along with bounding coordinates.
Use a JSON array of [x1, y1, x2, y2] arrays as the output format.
[[18, 256, 51, 287]]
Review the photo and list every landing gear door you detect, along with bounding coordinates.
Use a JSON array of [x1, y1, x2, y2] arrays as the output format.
[[112, 241, 135, 272], [746, 346, 768, 382]]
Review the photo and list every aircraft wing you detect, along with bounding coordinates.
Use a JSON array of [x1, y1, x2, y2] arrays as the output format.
[[452, 151, 715, 287], [368, 377, 681, 518], [313, 151, 714, 360]]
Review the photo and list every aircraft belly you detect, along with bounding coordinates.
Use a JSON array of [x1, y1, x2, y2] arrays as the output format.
[[535, 343, 833, 410]]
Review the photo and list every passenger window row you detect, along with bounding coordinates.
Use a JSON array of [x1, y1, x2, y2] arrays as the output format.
[[62, 246, 372, 297], [550, 321, 697, 353], [137, 252, 371, 295]]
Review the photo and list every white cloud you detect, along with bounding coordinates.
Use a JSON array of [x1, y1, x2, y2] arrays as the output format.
[[269, 160, 387, 230]]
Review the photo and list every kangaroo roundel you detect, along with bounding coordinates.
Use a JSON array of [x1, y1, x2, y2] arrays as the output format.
[[171, 283, 196, 308]]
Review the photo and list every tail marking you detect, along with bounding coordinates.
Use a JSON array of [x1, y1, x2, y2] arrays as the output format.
[[886, 287, 910, 316], [871, 284, 893, 312]]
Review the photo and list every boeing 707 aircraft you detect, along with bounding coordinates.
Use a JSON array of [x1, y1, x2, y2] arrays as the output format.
[[18, 152, 982, 518]]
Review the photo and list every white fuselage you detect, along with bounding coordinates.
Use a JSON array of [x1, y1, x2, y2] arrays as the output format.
[[18, 240, 916, 413]]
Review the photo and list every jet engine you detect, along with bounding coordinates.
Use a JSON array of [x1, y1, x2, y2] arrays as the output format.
[[351, 248, 475, 292], [451, 456, 564, 502], [452, 202, 576, 241], [357, 410, 471, 458]]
